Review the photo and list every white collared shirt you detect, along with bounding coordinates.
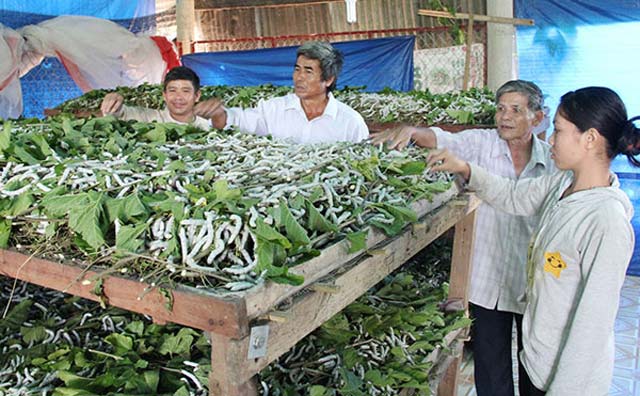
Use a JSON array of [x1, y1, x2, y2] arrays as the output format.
[[433, 127, 555, 314], [224, 92, 369, 144]]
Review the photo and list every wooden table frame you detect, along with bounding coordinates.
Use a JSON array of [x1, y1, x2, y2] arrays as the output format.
[[1, 191, 478, 395]]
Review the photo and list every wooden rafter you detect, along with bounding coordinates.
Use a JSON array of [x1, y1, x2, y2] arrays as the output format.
[[418, 9, 534, 26], [196, 0, 344, 11]]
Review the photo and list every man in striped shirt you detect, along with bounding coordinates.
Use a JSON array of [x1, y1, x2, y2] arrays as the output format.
[[371, 80, 555, 396]]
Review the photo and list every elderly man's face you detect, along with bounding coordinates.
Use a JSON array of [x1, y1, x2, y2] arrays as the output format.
[[293, 55, 334, 101], [495, 92, 541, 142]]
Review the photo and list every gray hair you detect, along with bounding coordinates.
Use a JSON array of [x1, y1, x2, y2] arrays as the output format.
[[296, 41, 344, 91], [496, 80, 544, 113]]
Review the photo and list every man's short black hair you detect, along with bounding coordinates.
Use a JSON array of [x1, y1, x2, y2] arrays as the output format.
[[163, 66, 200, 92]]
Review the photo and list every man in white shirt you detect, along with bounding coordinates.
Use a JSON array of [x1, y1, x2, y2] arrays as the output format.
[[100, 66, 212, 130], [196, 41, 369, 144], [371, 80, 555, 396]]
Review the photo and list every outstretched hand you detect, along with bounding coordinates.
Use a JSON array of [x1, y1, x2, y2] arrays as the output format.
[[194, 98, 227, 129], [100, 92, 124, 116], [369, 125, 416, 150], [426, 149, 471, 181]]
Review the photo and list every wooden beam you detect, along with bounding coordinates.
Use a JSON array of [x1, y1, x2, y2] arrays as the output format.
[[0, 249, 248, 337], [418, 9, 534, 26], [436, 196, 478, 396], [196, 0, 343, 11]]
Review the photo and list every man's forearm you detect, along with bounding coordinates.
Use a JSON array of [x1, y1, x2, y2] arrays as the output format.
[[412, 127, 437, 148]]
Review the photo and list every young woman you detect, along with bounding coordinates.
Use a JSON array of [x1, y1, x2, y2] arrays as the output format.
[[427, 86, 639, 395]]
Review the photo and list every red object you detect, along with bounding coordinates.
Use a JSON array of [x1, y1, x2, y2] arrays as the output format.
[[56, 50, 92, 92], [150, 36, 181, 76]]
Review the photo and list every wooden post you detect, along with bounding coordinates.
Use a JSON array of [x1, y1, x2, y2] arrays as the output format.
[[462, 0, 474, 90], [437, 197, 478, 396], [177, 0, 196, 54]]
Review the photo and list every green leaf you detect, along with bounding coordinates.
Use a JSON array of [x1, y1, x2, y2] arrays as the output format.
[[253, 218, 291, 248], [158, 328, 196, 356], [342, 348, 362, 369], [13, 144, 40, 165], [309, 385, 331, 396], [446, 109, 474, 124], [5, 193, 35, 217], [125, 320, 144, 336], [105, 193, 147, 223], [142, 370, 159, 393], [57, 370, 94, 388], [29, 133, 53, 157], [364, 369, 393, 387], [62, 191, 106, 250], [0, 300, 32, 331], [0, 218, 11, 248], [42, 193, 89, 218], [307, 200, 339, 233], [0, 121, 11, 153], [279, 199, 311, 247], [350, 156, 379, 181], [408, 340, 435, 352], [105, 333, 134, 355], [115, 223, 146, 253], [173, 386, 191, 396], [399, 160, 427, 175], [338, 367, 365, 395], [380, 203, 418, 222], [370, 217, 405, 236], [142, 123, 167, 142], [159, 288, 174, 311], [346, 230, 368, 254], [21, 325, 47, 344], [212, 179, 242, 203]]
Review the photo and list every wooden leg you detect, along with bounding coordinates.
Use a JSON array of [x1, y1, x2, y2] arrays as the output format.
[[448, 210, 477, 308], [209, 375, 257, 396], [208, 332, 258, 396], [439, 205, 477, 395], [437, 354, 462, 396]]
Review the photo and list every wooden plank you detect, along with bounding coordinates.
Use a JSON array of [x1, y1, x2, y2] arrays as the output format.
[[0, 250, 248, 337], [209, 195, 479, 384], [448, 199, 478, 307], [418, 9, 534, 26], [367, 122, 495, 133], [242, 185, 460, 319], [437, 196, 478, 396]]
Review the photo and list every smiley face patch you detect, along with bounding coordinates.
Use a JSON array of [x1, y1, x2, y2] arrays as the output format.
[[544, 251, 567, 278]]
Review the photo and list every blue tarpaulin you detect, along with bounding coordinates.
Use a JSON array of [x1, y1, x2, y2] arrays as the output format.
[[0, 0, 156, 118], [182, 36, 415, 92], [515, 0, 640, 276]]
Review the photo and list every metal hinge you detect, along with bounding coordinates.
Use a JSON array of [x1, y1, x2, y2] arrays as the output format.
[[247, 324, 270, 359]]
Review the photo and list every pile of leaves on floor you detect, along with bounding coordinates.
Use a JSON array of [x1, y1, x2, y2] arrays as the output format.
[[0, 236, 466, 396]]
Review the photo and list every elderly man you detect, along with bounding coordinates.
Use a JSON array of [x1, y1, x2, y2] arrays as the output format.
[[100, 66, 211, 130], [196, 41, 369, 144], [371, 80, 556, 396]]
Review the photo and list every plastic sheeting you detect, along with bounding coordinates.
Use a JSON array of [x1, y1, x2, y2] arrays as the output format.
[[19, 16, 166, 92], [0, 0, 157, 118], [515, 0, 640, 275], [0, 1, 155, 31], [182, 36, 415, 92]]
